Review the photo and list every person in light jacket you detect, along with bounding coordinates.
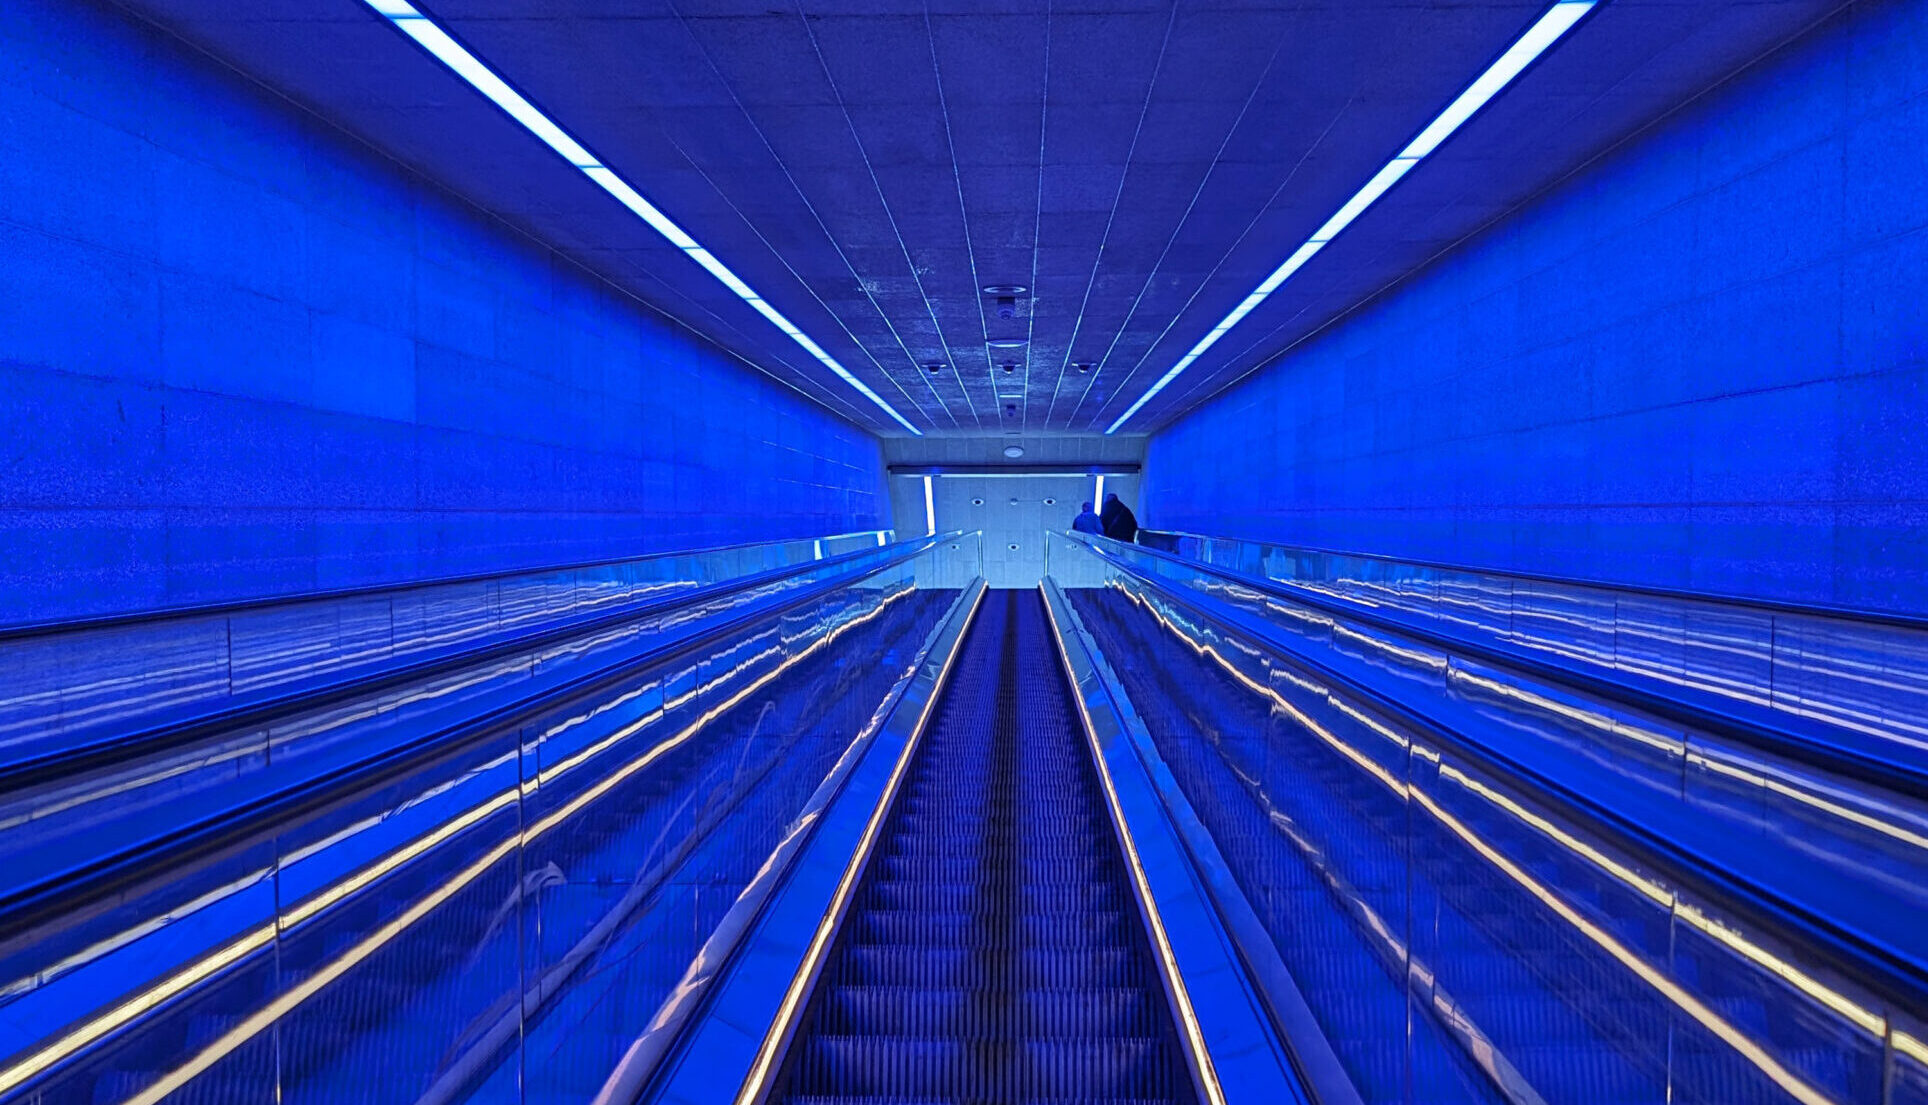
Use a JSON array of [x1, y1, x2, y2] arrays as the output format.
[[1072, 501, 1104, 534]]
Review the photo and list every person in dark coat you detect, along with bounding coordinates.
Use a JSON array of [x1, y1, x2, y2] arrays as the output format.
[[1099, 493, 1138, 542], [1072, 501, 1104, 534]]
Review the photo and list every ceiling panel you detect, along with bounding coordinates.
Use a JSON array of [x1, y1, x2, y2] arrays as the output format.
[[111, 0, 1845, 436]]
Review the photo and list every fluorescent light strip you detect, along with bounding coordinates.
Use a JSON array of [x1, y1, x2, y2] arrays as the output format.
[[1401, 1, 1595, 159], [1308, 157, 1418, 244], [922, 475, 936, 536], [361, 0, 920, 435], [1106, 0, 1596, 434]]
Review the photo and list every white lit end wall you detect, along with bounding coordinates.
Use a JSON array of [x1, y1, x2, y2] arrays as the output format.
[[360, 0, 920, 435], [1105, 0, 1596, 433]]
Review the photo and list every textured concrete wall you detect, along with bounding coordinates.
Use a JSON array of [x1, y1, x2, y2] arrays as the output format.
[[1145, 2, 1927, 614], [0, 0, 886, 622], [886, 473, 1140, 588]]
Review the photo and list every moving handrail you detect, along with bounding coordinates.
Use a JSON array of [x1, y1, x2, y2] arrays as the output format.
[[1044, 580, 1364, 1105], [0, 531, 894, 764], [0, 532, 966, 937], [1055, 536, 1928, 1017], [1136, 528, 1928, 627], [0, 532, 909, 792], [0, 530, 896, 639], [1080, 531, 1928, 799], [590, 580, 989, 1105]]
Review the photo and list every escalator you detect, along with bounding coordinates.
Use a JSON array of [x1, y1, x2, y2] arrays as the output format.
[[766, 589, 1201, 1104], [1067, 584, 1907, 1105], [28, 557, 1918, 1105]]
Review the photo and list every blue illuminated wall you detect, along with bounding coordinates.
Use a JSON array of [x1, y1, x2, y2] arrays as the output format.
[[0, 0, 887, 623], [1145, 2, 1926, 614]]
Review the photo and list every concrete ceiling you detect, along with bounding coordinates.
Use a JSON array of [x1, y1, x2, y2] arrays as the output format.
[[111, 0, 1845, 436]]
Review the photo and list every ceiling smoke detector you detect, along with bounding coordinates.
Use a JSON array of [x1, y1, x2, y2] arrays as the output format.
[[982, 284, 1027, 320], [1003, 445, 1025, 459]]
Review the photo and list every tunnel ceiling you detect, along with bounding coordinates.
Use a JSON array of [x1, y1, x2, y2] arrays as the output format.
[[113, 0, 1843, 436]]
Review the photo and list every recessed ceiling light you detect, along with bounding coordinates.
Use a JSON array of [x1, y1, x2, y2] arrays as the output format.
[[986, 338, 1029, 350], [1003, 445, 1026, 458], [982, 285, 1028, 295], [1105, 0, 1596, 434], [925, 362, 945, 374], [359, 0, 921, 436]]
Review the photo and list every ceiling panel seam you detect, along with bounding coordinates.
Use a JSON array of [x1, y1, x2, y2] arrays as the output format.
[[794, 2, 986, 432], [1043, 3, 1179, 429]]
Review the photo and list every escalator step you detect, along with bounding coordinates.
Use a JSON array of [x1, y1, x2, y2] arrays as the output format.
[[788, 1097, 1178, 1105], [816, 986, 1164, 1038], [863, 881, 1125, 913], [872, 854, 1113, 882], [786, 1035, 1182, 1099], [834, 945, 1145, 991], [847, 909, 1130, 948]]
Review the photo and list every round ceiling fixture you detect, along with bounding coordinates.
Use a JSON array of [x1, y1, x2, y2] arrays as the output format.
[[1003, 445, 1025, 458], [971, 497, 984, 506], [986, 338, 1028, 350], [981, 284, 1028, 295], [1043, 497, 1056, 505], [924, 362, 945, 375], [1076, 362, 1093, 374]]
